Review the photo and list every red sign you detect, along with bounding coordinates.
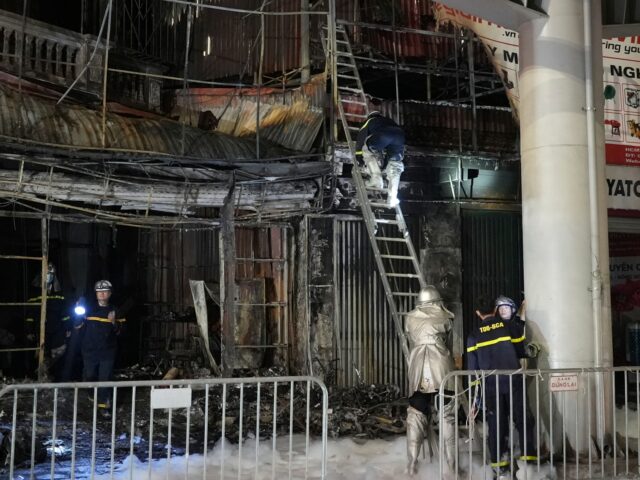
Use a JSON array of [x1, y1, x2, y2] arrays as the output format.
[[606, 144, 640, 166]]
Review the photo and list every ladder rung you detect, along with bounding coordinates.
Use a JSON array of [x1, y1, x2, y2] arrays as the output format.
[[370, 202, 394, 208], [375, 219, 398, 225], [0, 255, 43, 261], [0, 302, 42, 306], [338, 86, 362, 93], [346, 113, 368, 119], [381, 254, 413, 259], [392, 292, 419, 297], [386, 273, 421, 278], [337, 74, 359, 80], [341, 98, 367, 105], [336, 39, 349, 44], [376, 237, 407, 242], [336, 61, 357, 68], [324, 24, 347, 31]]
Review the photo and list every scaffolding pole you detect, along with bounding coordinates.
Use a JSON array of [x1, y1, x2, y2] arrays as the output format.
[[38, 217, 49, 379], [0, 218, 48, 379]]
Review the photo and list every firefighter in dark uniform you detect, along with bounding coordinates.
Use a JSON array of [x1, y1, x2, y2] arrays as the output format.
[[355, 111, 405, 206], [77, 280, 125, 410], [466, 296, 536, 478]]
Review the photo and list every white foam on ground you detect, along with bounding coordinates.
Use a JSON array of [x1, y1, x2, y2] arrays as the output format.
[[514, 459, 556, 480], [96, 435, 556, 479]]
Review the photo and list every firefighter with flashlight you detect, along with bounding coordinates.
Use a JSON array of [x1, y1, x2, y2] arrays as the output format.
[[74, 280, 125, 413], [355, 111, 405, 207]]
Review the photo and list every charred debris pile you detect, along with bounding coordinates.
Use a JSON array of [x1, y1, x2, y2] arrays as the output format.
[[0, 364, 406, 471]]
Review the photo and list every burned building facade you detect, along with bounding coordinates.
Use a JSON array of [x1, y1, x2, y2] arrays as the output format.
[[0, 0, 523, 387]]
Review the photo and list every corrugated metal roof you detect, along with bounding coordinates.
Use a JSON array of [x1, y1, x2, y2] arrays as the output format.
[[173, 74, 326, 153], [0, 83, 295, 160]]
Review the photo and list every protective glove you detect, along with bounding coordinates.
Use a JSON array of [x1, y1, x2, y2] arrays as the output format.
[[526, 342, 541, 358], [475, 308, 496, 321]]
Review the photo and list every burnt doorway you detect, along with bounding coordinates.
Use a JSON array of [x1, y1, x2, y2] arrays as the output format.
[[461, 208, 524, 362]]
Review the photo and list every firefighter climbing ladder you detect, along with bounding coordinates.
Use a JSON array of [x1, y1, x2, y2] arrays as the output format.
[[322, 23, 426, 362]]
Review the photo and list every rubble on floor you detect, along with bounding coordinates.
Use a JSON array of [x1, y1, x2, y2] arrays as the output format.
[[0, 365, 407, 475]]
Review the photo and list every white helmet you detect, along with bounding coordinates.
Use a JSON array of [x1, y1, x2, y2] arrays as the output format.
[[94, 279, 113, 292], [495, 295, 516, 313], [417, 285, 442, 305]]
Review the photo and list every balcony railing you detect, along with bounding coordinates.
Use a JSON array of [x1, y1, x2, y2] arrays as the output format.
[[0, 8, 104, 94], [0, 8, 163, 112]]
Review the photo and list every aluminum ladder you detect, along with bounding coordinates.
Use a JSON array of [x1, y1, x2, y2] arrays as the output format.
[[323, 23, 427, 362]]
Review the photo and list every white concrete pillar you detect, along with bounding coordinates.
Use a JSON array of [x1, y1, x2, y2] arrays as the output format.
[[519, 0, 613, 450]]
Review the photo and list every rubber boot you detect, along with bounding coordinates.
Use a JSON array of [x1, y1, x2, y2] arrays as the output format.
[[362, 145, 384, 189], [406, 406, 429, 476], [440, 398, 458, 476], [384, 159, 404, 207]]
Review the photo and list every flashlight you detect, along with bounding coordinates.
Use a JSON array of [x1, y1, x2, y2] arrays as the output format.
[[74, 305, 86, 316]]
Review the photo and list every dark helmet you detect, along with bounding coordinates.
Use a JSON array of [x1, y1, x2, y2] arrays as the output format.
[[366, 110, 382, 120], [495, 296, 516, 314]]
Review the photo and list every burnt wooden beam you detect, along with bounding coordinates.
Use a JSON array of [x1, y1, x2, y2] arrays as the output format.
[[220, 176, 237, 375], [0, 170, 319, 214]]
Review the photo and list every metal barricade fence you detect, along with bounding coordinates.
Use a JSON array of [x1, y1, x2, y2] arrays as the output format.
[[0, 376, 328, 479], [436, 367, 640, 480]]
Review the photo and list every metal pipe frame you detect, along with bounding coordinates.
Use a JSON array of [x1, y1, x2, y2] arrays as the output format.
[[219, 224, 292, 369], [0, 375, 329, 479], [439, 366, 640, 479]]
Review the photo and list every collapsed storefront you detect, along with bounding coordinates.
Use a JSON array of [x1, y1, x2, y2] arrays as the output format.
[[0, 1, 541, 478]]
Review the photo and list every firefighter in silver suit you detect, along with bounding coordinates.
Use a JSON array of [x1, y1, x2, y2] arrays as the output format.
[[405, 285, 458, 476]]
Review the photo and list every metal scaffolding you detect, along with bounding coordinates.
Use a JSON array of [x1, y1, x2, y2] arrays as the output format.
[[0, 217, 48, 379]]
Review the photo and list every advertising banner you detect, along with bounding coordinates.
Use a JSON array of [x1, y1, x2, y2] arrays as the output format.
[[607, 164, 640, 210], [603, 38, 640, 166], [434, 4, 520, 119], [434, 4, 640, 169]]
